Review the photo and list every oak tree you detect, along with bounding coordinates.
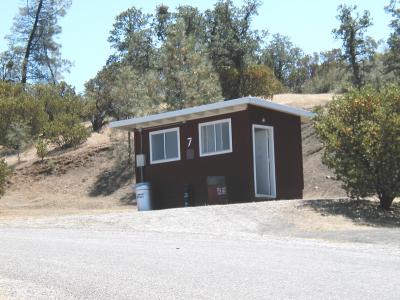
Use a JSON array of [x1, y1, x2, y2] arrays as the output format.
[[332, 5, 376, 89], [6, 0, 71, 84], [314, 86, 400, 209]]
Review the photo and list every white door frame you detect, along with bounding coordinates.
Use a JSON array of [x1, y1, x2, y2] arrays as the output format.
[[252, 124, 276, 198]]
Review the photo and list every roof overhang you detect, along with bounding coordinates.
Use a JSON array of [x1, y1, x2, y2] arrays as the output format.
[[109, 97, 315, 131]]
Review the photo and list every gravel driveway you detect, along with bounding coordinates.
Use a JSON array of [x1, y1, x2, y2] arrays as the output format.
[[0, 201, 399, 299]]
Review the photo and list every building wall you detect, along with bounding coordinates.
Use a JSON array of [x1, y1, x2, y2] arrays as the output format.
[[134, 105, 303, 209], [248, 105, 304, 200]]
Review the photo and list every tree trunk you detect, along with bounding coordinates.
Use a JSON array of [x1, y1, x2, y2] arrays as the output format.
[[348, 29, 362, 89], [379, 195, 394, 210], [44, 45, 56, 84], [91, 114, 105, 132], [21, 0, 43, 84]]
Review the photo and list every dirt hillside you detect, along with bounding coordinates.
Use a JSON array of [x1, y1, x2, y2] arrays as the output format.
[[302, 122, 345, 198], [274, 93, 334, 110], [0, 129, 134, 217], [0, 94, 345, 216]]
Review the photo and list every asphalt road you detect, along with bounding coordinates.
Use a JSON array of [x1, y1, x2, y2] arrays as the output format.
[[1, 228, 399, 299]]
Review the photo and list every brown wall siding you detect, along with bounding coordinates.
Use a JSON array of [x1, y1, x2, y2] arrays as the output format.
[[247, 105, 303, 199], [134, 105, 303, 209]]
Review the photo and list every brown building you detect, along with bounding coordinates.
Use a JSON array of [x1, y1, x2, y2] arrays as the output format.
[[110, 97, 314, 209]]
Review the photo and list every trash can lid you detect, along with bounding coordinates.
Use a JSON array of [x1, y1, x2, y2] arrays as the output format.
[[135, 182, 151, 188]]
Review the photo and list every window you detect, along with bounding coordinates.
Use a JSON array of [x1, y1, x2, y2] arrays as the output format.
[[199, 118, 232, 157], [149, 127, 180, 164]]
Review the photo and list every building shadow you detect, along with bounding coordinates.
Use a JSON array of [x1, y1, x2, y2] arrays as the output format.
[[302, 198, 400, 228]]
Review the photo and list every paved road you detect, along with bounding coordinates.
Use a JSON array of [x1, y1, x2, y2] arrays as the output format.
[[1, 228, 399, 299]]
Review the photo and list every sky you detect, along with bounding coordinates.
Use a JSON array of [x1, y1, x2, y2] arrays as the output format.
[[0, 0, 393, 93]]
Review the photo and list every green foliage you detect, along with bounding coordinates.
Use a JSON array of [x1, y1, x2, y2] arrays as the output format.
[[5, 121, 31, 162], [385, 0, 400, 77], [84, 64, 119, 131], [109, 131, 134, 168], [206, 0, 262, 98], [303, 49, 351, 93], [0, 82, 88, 153], [0, 48, 22, 82], [110, 66, 161, 119], [314, 85, 400, 209], [6, 0, 71, 83], [0, 159, 10, 197], [44, 113, 89, 148], [240, 65, 282, 98], [35, 138, 48, 161], [218, 68, 240, 99], [107, 7, 155, 70], [160, 21, 222, 109], [218, 64, 282, 99], [88, 2, 398, 122], [332, 4, 376, 88], [262, 34, 298, 86], [31, 82, 83, 121], [0, 82, 48, 145]]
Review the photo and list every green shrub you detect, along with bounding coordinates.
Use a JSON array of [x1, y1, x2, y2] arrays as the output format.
[[0, 82, 48, 146], [0, 159, 10, 196], [45, 113, 89, 148], [5, 121, 31, 162], [35, 138, 48, 161], [314, 85, 400, 209], [31, 83, 85, 121], [241, 65, 283, 98]]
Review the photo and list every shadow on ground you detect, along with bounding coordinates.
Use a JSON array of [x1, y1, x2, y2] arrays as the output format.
[[89, 161, 134, 199], [119, 193, 137, 205], [303, 199, 400, 227]]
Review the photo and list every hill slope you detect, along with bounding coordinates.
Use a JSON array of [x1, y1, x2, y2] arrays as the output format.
[[0, 94, 345, 216], [0, 129, 134, 217]]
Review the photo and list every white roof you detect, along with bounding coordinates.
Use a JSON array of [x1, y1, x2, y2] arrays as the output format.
[[109, 96, 314, 131]]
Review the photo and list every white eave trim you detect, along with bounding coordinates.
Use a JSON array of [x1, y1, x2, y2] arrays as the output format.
[[109, 97, 315, 131]]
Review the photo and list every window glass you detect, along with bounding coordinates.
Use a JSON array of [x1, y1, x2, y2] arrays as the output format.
[[201, 126, 208, 154], [221, 121, 230, 150], [206, 124, 215, 153], [165, 130, 178, 159], [215, 123, 223, 151], [150, 128, 180, 163], [151, 133, 165, 161], [200, 119, 231, 156]]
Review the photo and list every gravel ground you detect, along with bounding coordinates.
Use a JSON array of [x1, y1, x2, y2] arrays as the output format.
[[1, 200, 399, 299], [0, 228, 399, 299], [1, 200, 399, 245]]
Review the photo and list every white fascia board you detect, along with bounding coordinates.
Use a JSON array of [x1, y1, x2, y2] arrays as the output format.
[[109, 97, 315, 130]]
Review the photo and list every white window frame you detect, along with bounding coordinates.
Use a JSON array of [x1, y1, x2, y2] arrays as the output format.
[[198, 118, 233, 157], [252, 124, 276, 198], [149, 127, 181, 164]]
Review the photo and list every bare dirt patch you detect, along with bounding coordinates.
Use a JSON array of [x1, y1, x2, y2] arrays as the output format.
[[0, 128, 135, 218], [274, 93, 335, 110], [302, 122, 346, 199], [14, 145, 111, 180]]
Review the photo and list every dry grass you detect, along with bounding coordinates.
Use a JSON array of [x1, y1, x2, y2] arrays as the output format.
[[273, 93, 335, 110], [0, 127, 135, 218]]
